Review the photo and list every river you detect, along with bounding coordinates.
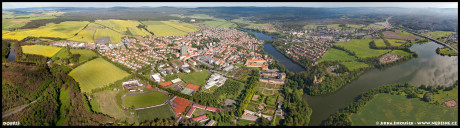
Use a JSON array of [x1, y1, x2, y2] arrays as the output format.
[[244, 29, 458, 126], [7, 48, 15, 61], [244, 29, 306, 72]]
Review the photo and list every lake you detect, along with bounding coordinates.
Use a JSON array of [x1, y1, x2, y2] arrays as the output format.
[[7, 48, 15, 61]]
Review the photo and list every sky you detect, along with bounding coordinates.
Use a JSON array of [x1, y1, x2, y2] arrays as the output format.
[[2, 2, 458, 9]]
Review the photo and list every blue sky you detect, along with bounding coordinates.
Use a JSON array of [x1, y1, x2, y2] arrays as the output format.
[[2, 2, 458, 9]]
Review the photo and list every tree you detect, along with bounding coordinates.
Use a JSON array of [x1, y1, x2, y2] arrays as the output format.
[[423, 93, 433, 102]]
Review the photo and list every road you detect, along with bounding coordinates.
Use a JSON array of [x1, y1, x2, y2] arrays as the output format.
[[2, 97, 41, 119], [398, 27, 458, 53]]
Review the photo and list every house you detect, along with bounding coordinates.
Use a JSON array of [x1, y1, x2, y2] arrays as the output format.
[[171, 78, 182, 84], [170, 96, 191, 117], [182, 67, 191, 73], [222, 64, 234, 72], [205, 73, 227, 89], [190, 114, 208, 122], [193, 103, 206, 110], [151, 73, 163, 83], [187, 59, 196, 66], [240, 110, 259, 121], [185, 107, 196, 118], [205, 119, 216, 126], [205, 106, 219, 112]]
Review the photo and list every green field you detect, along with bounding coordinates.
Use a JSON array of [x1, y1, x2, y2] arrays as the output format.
[[265, 95, 277, 106], [178, 70, 211, 86], [142, 20, 199, 37], [341, 61, 371, 71], [335, 39, 390, 58], [95, 19, 151, 36], [3, 21, 89, 41], [374, 39, 387, 47], [201, 20, 236, 28], [187, 14, 215, 19], [263, 89, 274, 95], [122, 92, 166, 108], [94, 28, 125, 43], [319, 48, 357, 62], [426, 31, 455, 39], [437, 47, 458, 56], [56, 87, 70, 125], [2, 16, 57, 30], [231, 18, 272, 29], [387, 39, 406, 46], [68, 58, 131, 93], [68, 23, 100, 43], [137, 105, 176, 121], [351, 93, 458, 126], [432, 86, 458, 105], [92, 90, 137, 123], [51, 49, 98, 64], [21, 45, 62, 57], [397, 30, 414, 36], [390, 50, 412, 57]]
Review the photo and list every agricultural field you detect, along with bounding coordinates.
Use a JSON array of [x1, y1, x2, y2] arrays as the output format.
[[92, 90, 137, 123], [68, 23, 101, 43], [68, 58, 131, 93], [396, 30, 414, 36], [21, 45, 62, 57], [137, 105, 176, 122], [341, 61, 371, 71], [383, 30, 422, 41], [319, 48, 357, 62], [386, 39, 406, 46], [51, 49, 98, 64], [231, 18, 272, 28], [141, 20, 200, 37], [426, 31, 456, 39], [178, 70, 211, 86], [3, 21, 89, 41], [94, 28, 124, 43], [201, 20, 236, 28], [95, 19, 150, 36], [186, 14, 215, 19], [2, 16, 57, 30], [374, 39, 387, 47], [437, 47, 458, 56], [351, 93, 458, 126], [161, 20, 200, 33], [335, 39, 390, 58], [390, 50, 412, 57], [122, 92, 167, 108], [365, 23, 386, 30]]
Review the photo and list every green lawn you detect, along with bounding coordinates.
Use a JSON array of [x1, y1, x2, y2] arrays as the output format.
[[265, 95, 278, 106], [263, 89, 274, 95], [21, 45, 62, 57], [92, 90, 137, 123], [68, 58, 131, 93], [179, 70, 211, 86], [51, 48, 98, 64], [432, 86, 458, 105], [390, 50, 412, 57], [351, 93, 458, 126], [137, 105, 176, 122], [122, 92, 166, 108], [236, 119, 256, 126], [341, 61, 371, 71], [319, 48, 357, 62], [374, 39, 387, 47], [335, 39, 390, 58]]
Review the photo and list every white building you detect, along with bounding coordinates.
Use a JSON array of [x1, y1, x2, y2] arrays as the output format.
[[151, 73, 164, 83], [205, 73, 227, 89]]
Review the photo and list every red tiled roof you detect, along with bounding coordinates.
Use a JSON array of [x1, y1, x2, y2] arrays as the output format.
[[190, 114, 207, 122], [172, 97, 191, 114], [160, 81, 173, 87], [185, 107, 196, 118], [206, 106, 218, 112], [186, 84, 200, 91], [146, 85, 153, 90], [193, 103, 206, 109]]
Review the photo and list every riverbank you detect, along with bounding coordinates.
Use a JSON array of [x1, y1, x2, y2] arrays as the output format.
[[436, 47, 458, 56]]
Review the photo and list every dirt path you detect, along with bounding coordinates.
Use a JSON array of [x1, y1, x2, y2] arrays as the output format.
[[2, 97, 41, 119]]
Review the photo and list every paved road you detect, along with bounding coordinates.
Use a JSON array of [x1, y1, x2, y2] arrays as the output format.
[[398, 27, 458, 53], [2, 97, 41, 119]]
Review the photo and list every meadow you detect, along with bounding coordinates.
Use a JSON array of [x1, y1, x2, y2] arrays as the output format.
[[201, 20, 236, 28], [95, 19, 151, 36], [122, 92, 167, 108], [335, 39, 390, 58], [51, 49, 98, 64], [2, 16, 57, 30], [396, 30, 414, 36], [161, 20, 200, 33], [351, 93, 458, 126], [94, 28, 124, 43], [387, 39, 406, 46], [137, 105, 176, 122], [426, 31, 455, 39], [178, 70, 211, 86], [92, 90, 137, 123], [3, 21, 89, 41], [142, 20, 200, 37], [341, 61, 371, 71], [319, 48, 357, 62], [390, 50, 412, 57], [68, 58, 130, 93], [21, 45, 62, 57], [374, 39, 387, 47], [68, 23, 100, 43]]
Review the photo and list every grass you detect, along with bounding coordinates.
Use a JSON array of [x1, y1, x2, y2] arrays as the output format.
[[95, 19, 150, 36], [335, 39, 390, 58], [319, 48, 357, 62], [341, 61, 371, 71], [3, 21, 89, 41], [351, 93, 458, 126], [387, 39, 406, 46], [263, 89, 274, 95], [201, 20, 236, 28], [178, 70, 211, 86], [92, 90, 137, 123], [228, 68, 251, 82], [432, 86, 458, 105], [56, 87, 70, 126], [374, 39, 387, 47], [2, 16, 56, 30], [94, 28, 124, 43], [137, 105, 176, 122], [68, 58, 131, 93], [51, 48, 98, 64], [437, 47, 458, 56], [426, 31, 455, 39], [142, 20, 199, 37], [390, 50, 412, 57], [396, 30, 414, 36], [21, 45, 62, 57], [265, 95, 278, 106], [68, 23, 100, 43], [218, 121, 235, 126], [122, 92, 167, 108], [237, 119, 256, 126]]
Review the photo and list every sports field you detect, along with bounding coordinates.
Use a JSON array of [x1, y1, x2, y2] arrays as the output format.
[[335, 39, 390, 58], [351, 93, 458, 126], [178, 70, 211, 86], [68, 58, 130, 93], [341, 61, 371, 71], [51, 49, 98, 64], [122, 92, 167, 108], [137, 105, 176, 121], [92, 90, 137, 123], [319, 48, 357, 62], [3, 21, 89, 41], [21, 45, 62, 57]]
